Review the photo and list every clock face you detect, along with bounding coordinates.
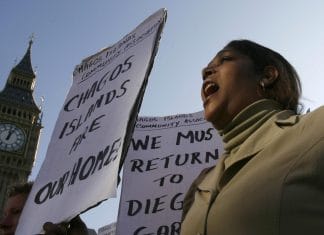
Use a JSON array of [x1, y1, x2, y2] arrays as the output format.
[[0, 123, 26, 152]]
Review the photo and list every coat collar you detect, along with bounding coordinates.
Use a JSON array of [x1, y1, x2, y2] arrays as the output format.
[[197, 109, 298, 192], [219, 99, 283, 153], [224, 109, 297, 170]]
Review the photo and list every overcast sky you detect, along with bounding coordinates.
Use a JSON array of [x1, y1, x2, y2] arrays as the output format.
[[1, 0, 324, 231]]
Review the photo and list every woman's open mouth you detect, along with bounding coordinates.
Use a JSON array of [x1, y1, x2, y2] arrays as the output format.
[[203, 81, 219, 99], [202, 81, 219, 108]]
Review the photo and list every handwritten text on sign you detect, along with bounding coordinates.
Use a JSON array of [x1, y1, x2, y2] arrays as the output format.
[[117, 112, 224, 235], [16, 9, 167, 235]]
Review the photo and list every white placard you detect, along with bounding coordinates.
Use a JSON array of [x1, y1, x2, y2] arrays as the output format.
[[98, 222, 116, 235], [117, 111, 223, 235], [16, 8, 167, 235]]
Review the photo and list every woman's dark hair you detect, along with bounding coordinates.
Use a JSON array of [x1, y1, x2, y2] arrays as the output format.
[[226, 39, 302, 113], [7, 181, 33, 197]]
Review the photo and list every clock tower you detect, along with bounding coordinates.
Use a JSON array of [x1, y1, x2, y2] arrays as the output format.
[[0, 39, 42, 214]]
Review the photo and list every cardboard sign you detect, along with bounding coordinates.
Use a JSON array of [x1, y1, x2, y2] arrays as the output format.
[[16, 8, 167, 235], [98, 222, 116, 235], [117, 111, 223, 235]]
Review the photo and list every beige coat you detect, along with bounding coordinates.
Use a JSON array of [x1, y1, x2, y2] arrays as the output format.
[[181, 107, 324, 235]]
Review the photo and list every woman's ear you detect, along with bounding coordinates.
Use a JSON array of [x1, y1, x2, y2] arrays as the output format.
[[260, 65, 279, 87]]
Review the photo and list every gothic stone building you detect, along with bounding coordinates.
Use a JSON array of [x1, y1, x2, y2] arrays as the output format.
[[0, 40, 42, 215]]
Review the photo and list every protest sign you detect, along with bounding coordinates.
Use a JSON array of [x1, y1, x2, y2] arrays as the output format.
[[16, 8, 167, 235], [117, 111, 223, 235], [98, 222, 116, 235]]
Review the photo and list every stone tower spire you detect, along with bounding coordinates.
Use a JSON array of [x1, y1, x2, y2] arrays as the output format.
[[0, 39, 42, 215]]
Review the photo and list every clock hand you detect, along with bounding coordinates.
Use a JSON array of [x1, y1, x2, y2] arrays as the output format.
[[5, 130, 13, 141]]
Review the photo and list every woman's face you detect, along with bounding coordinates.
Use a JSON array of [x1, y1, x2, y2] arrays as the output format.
[[201, 47, 263, 129]]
